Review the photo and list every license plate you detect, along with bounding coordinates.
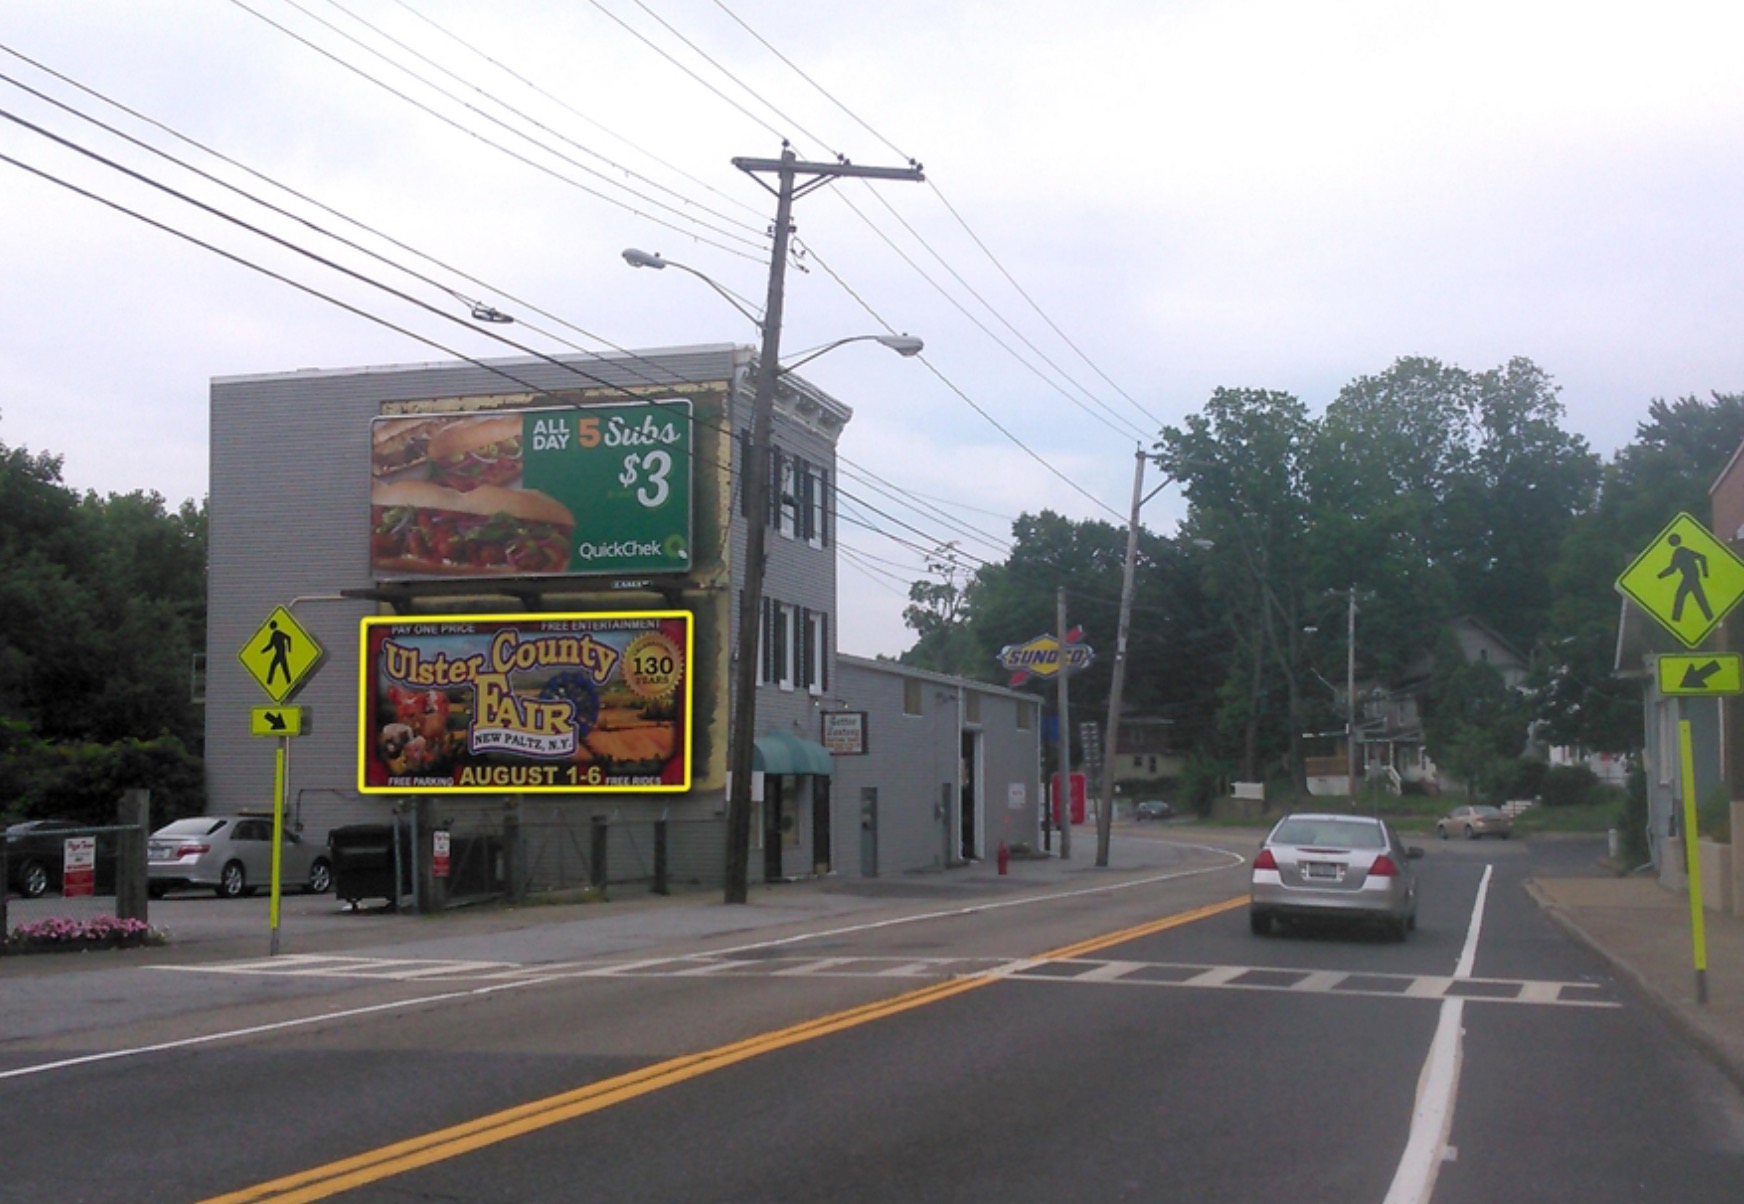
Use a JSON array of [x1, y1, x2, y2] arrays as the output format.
[[1302, 861, 1343, 881]]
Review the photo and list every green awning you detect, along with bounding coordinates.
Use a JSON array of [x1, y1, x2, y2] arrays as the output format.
[[753, 731, 834, 776]]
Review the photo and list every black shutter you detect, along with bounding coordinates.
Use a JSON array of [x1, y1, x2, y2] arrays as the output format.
[[821, 611, 830, 690], [798, 458, 815, 541], [800, 606, 814, 689], [819, 468, 832, 548], [768, 446, 783, 530], [741, 428, 752, 517]]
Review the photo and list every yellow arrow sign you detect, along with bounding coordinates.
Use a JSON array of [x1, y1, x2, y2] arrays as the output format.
[[1656, 653, 1744, 696], [250, 706, 305, 737], [239, 606, 324, 703], [1615, 513, 1744, 648]]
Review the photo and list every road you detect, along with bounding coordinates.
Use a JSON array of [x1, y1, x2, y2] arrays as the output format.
[[3, 832, 1743, 1202]]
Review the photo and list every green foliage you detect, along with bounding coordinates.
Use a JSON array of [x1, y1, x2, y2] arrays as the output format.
[[1539, 763, 1601, 807], [0, 426, 207, 820], [1617, 762, 1651, 864], [0, 734, 205, 828]]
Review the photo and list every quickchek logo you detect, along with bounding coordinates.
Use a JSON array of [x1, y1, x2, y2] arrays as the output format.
[[996, 629, 1094, 686], [574, 539, 663, 560]]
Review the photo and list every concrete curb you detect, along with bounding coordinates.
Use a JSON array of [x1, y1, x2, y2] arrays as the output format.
[[1524, 878, 1744, 1095]]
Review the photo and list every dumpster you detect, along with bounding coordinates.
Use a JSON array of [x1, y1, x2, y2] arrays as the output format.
[[328, 824, 407, 909]]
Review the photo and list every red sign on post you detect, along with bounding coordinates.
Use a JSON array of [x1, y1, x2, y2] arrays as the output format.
[[62, 836, 96, 898], [432, 830, 451, 879], [1050, 772, 1088, 825]]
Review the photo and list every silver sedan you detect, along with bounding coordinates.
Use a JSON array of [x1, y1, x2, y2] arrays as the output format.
[[1249, 813, 1422, 940]]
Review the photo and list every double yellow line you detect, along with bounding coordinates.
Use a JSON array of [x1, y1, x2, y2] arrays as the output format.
[[207, 895, 1245, 1203]]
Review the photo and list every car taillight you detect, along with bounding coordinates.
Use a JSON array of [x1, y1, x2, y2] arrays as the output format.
[[1370, 854, 1399, 877], [1253, 848, 1278, 870], [176, 843, 210, 857]]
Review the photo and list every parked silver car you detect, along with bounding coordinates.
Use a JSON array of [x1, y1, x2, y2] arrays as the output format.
[[147, 815, 332, 899], [1249, 813, 1422, 940]]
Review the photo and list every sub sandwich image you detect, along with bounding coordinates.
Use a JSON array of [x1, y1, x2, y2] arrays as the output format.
[[370, 480, 574, 576], [427, 413, 524, 491]]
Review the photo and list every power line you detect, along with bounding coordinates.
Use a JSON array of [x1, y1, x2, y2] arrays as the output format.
[[226, 0, 767, 260]]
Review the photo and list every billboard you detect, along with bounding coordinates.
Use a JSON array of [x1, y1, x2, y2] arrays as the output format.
[[358, 612, 692, 794], [370, 399, 693, 579]]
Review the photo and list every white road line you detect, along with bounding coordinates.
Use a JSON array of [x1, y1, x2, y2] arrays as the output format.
[[1383, 862, 1493, 1204]]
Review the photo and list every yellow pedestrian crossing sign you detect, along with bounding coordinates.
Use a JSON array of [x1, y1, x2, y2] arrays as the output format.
[[1616, 513, 1744, 648], [239, 606, 324, 702]]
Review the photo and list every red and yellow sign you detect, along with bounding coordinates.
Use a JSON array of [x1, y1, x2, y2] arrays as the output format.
[[358, 612, 693, 794]]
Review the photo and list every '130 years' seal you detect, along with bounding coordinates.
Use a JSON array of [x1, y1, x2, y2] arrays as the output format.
[[622, 631, 683, 700]]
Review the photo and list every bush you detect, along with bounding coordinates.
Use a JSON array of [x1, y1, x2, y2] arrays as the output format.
[[1507, 757, 1549, 800], [1539, 764, 1600, 808], [1617, 762, 1650, 866]]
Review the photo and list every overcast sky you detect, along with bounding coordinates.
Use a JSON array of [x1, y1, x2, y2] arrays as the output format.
[[3, 1, 1742, 658]]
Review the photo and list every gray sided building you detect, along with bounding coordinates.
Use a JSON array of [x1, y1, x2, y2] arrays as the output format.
[[208, 345, 1041, 896]]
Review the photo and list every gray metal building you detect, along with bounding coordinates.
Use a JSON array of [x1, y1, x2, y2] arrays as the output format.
[[207, 344, 1040, 895]]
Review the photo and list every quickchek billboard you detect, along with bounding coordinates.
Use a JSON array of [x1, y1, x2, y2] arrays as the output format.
[[358, 612, 693, 794], [370, 399, 693, 579]]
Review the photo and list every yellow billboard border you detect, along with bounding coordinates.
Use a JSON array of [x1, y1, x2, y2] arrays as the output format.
[[357, 610, 694, 795]]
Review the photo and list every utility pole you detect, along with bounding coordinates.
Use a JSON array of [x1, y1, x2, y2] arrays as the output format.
[[1056, 586, 1072, 860], [724, 146, 923, 904], [1346, 585, 1359, 802], [1095, 448, 1148, 868]]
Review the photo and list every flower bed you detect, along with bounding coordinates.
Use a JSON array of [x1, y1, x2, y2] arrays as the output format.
[[3, 915, 168, 954]]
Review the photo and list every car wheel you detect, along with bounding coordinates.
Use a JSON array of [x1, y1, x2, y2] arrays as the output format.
[[1249, 910, 1272, 936], [147, 883, 167, 900], [216, 861, 247, 899], [1464, 824, 1476, 840], [1437, 825, 1448, 840], [306, 858, 333, 894], [1390, 915, 1411, 941], [19, 860, 51, 899]]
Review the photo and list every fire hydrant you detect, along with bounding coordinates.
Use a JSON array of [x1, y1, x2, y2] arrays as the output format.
[[997, 840, 1010, 875]]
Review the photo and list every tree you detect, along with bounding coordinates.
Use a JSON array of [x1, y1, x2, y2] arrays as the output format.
[[0, 426, 207, 820], [1161, 389, 1316, 792], [1536, 393, 1744, 751], [899, 543, 988, 679]]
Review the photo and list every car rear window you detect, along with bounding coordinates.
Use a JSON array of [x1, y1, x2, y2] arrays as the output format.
[[157, 818, 225, 837], [1271, 818, 1385, 849]]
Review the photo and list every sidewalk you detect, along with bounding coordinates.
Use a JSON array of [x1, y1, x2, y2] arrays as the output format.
[[1528, 870, 1744, 1091]]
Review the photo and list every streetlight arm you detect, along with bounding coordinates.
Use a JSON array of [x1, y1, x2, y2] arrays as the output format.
[[621, 248, 765, 331], [779, 334, 923, 374]]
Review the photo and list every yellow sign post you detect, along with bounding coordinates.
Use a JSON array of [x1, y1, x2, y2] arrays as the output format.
[[1656, 653, 1744, 697], [1677, 719, 1709, 1006], [239, 606, 324, 703], [1615, 512, 1744, 648]]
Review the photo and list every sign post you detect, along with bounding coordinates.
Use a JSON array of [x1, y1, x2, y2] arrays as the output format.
[[1678, 719, 1709, 1005], [241, 604, 322, 956], [1615, 513, 1744, 1005]]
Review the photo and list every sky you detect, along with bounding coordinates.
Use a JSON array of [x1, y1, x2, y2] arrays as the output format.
[[3, 1, 1743, 659]]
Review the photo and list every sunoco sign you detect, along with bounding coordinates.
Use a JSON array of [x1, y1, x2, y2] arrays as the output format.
[[996, 630, 1094, 686]]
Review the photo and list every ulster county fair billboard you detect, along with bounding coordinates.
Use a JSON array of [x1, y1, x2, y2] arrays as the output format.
[[358, 612, 693, 794], [370, 400, 693, 579]]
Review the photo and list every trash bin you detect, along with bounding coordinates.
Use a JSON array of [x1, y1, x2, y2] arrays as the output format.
[[328, 824, 405, 908]]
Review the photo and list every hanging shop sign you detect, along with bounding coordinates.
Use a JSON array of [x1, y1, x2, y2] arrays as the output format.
[[358, 611, 693, 794], [369, 399, 693, 579]]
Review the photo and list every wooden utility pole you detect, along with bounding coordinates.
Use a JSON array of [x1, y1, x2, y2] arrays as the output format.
[[723, 146, 923, 904], [1056, 587, 1073, 860]]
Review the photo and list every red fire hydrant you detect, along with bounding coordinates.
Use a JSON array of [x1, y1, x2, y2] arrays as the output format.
[[997, 841, 1010, 876]]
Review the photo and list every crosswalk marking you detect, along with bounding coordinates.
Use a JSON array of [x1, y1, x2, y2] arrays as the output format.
[[154, 952, 1619, 1008]]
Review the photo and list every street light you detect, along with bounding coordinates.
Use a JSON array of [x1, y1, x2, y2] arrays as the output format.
[[622, 236, 922, 903]]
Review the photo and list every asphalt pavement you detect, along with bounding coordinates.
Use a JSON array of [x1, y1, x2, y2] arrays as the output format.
[[7, 823, 1744, 1096]]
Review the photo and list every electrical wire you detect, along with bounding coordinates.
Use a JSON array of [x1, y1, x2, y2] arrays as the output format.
[[225, 0, 766, 260]]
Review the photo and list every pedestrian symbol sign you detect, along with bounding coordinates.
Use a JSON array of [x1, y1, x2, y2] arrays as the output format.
[[1616, 513, 1744, 648], [239, 606, 324, 702]]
